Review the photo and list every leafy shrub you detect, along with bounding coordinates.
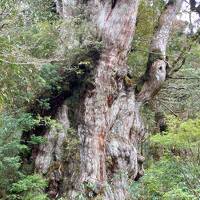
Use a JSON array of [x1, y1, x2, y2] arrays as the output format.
[[150, 116, 200, 151], [0, 112, 46, 199], [129, 117, 200, 200], [10, 174, 48, 200]]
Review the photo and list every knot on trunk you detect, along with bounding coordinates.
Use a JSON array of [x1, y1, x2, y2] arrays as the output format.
[[106, 135, 138, 177], [80, 180, 105, 199], [134, 154, 145, 181], [48, 161, 64, 198], [107, 135, 132, 158], [136, 59, 166, 103], [137, 154, 145, 164]]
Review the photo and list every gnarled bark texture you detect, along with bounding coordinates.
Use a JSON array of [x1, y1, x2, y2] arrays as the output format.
[[35, 104, 70, 198], [32, 0, 183, 199]]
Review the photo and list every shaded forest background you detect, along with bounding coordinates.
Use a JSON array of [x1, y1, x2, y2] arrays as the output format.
[[0, 0, 200, 199]]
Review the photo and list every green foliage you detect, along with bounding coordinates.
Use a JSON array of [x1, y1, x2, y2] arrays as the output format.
[[158, 31, 200, 117], [0, 0, 59, 109], [128, 0, 164, 78], [17, 22, 59, 58], [130, 157, 198, 200], [0, 1, 102, 110], [0, 112, 39, 198], [38, 63, 69, 94], [0, 111, 51, 199], [163, 189, 196, 200], [150, 116, 200, 150], [10, 174, 48, 200], [130, 118, 200, 200], [20, 0, 57, 23], [29, 135, 47, 145]]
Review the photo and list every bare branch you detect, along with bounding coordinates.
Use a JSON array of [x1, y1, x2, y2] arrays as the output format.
[[155, 99, 178, 117], [168, 76, 200, 80]]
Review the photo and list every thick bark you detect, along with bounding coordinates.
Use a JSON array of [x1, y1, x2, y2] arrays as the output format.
[[35, 104, 70, 198], [76, 1, 140, 198], [77, 1, 183, 199], [32, 0, 183, 199]]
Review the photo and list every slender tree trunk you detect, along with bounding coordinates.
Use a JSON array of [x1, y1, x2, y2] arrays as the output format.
[[33, 0, 183, 199]]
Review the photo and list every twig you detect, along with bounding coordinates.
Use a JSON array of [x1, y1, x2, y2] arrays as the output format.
[[0, 58, 67, 66], [155, 99, 178, 117], [168, 76, 200, 80]]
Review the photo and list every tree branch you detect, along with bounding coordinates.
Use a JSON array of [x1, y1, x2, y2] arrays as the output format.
[[169, 32, 200, 76], [168, 76, 200, 80], [155, 99, 178, 117], [136, 0, 183, 103]]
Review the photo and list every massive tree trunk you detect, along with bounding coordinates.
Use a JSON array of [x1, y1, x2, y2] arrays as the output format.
[[32, 0, 183, 199]]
